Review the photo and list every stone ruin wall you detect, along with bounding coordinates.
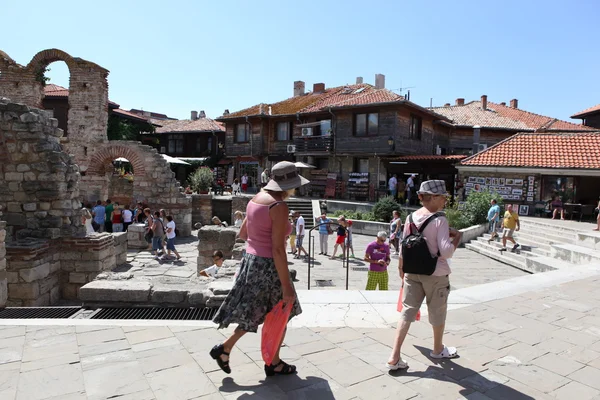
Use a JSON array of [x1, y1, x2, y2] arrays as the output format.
[[0, 98, 122, 306], [0, 220, 6, 307]]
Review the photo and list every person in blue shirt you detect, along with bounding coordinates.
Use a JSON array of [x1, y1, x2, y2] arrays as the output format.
[[487, 199, 501, 242], [92, 200, 106, 232], [316, 213, 332, 256]]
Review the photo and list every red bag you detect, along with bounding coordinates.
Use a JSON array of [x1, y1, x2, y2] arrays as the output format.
[[397, 286, 420, 321], [261, 300, 293, 366]]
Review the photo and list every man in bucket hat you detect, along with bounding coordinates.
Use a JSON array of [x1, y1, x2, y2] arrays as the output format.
[[387, 179, 462, 370]]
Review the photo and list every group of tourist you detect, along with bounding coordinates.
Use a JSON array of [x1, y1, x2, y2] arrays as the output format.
[[208, 161, 462, 376], [388, 173, 418, 205], [81, 199, 136, 235], [142, 208, 181, 261]]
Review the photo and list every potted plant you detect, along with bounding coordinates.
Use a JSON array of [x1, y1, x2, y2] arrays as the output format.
[[188, 166, 214, 194]]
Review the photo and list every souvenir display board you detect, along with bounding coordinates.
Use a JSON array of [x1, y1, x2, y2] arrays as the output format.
[[347, 172, 369, 200], [463, 175, 537, 202]]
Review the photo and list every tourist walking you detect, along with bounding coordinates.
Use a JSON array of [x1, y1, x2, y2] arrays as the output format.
[[388, 174, 398, 198], [364, 231, 390, 290], [500, 204, 520, 251], [346, 220, 355, 258], [316, 213, 332, 256], [594, 197, 600, 231], [330, 217, 347, 260], [241, 173, 249, 193], [487, 199, 501, 243], [92, 200, 106, 232], [112, 203, 123, 233], [387, 180, 462, 370], [406, 174, 416, 205], [390, 210, 402, 255], [143, 208, 153, 250], [151, 211, 166, 259], [397, 179, 406, 203], [288, 212, 297, 255], [81, 207, 95, 236], [134, 202, 146, 223], [104, 199, 114, 233], [260, 168, 270, 188], [210, 161, 308, 377], [163, 215, 181, 260], [122, 205, 133, 231], [294, 211, 308, 259]]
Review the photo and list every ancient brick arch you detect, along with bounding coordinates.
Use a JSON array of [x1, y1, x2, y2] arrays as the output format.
[[83, 142, 192, 236], [0, 48, 110, 170]]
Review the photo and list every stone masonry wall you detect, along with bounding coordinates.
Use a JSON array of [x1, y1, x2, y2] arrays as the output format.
[[0, 220, 7, 308], [192, 194, 212, 226], [197, 226, 238, 274], [0, 98, 84, 241]]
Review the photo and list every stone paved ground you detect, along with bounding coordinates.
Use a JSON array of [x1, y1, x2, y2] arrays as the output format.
[[106, 231, 526, 295], [3, 275, 600, 399]]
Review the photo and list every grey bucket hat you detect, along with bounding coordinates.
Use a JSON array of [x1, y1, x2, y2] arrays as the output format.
[[417, 180, 448, 195], [263, 161, 310, 191]]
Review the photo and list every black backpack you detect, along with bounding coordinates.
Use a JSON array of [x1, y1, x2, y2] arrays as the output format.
[[401, 212, 444, 275]]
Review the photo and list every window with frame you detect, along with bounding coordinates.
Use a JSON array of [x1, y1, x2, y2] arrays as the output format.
[[355, 113, 378, 136], [196, 137, 203, 153], [235, 124, 249, 143], [409, 115, 422, 140], [276, 122, 291, 141], [168, 134, 184, 154]]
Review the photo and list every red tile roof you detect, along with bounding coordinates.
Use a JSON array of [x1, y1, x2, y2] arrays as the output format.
[[571, 104, 600, 119], [460, 132, 600, 169], [43, 84, 120, 108], [221, 84, 404, 118], [111, 108, 152, 123], [155, 118, 224, 134], [431, 101, 594, 132]]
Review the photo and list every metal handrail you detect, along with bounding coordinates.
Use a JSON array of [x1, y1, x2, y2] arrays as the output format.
[[307, 221, 350, 290]]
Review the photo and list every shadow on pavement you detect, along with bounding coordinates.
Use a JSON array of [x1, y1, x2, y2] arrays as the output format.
[[386, 345, 535, 399], [217, 375, 336, 399]]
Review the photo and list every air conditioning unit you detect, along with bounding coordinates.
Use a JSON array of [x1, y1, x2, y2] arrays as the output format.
[[477, 144, 488, 151], [287, 144, 296, 153], [301, 127, 313, 136]]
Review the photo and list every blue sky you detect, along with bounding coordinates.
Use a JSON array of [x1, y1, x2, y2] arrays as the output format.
[[3, 0, 598, 121]]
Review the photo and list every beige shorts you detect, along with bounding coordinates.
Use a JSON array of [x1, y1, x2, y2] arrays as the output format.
[[502, 228, 515, 238], [400, 274, 450, 326]]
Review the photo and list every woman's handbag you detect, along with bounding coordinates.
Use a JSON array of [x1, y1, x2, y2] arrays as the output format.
[[326, 223, 333, 235], [144, 230, 154, 243], [261, 300, 293, 366]]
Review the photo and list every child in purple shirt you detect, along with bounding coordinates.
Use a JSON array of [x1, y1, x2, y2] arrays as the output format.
[[364, 231, 391, 290]]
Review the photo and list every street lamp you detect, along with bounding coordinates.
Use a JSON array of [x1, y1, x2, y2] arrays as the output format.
[[387, 137, 395, 151]]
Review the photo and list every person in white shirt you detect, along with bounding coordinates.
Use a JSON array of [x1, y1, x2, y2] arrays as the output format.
[[388, 174, 398, 198], [163, 215, 181, 260], [231, 179, 241, 195], [200, 250, 224, 277], [122, 204, 133, 231], [260, 169, 270, 188], [233, 210, 244, 228], [406, 174, 416, 205], [294, 211, 308, 259], [241, 174, 249, 193]]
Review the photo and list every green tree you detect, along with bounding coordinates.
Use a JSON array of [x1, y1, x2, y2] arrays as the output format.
[[107, 115, 155, 141]]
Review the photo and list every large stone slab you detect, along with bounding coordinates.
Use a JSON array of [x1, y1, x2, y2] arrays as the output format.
[[79, 280, 152, 303]]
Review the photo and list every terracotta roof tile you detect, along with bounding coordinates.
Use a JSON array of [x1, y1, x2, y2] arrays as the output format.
[[155, 118, 224, 134], [222, 84, 403, 118], [431, 101, 594, 132], [461, 132, 600, 169], [43, 84, 120, 107], [571, 104, 600, 118], [111, 108, 151, 123]]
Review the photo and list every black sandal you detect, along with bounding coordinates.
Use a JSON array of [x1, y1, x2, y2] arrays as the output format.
[[264, 360, 297, 377], [209, 344, 231, 374]]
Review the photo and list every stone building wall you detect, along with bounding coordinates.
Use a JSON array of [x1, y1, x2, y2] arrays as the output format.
[[108, 175, 134, 206], [0, 220, 7, 308], [197, 226, 238, 274], [192, 194, 212, 226]]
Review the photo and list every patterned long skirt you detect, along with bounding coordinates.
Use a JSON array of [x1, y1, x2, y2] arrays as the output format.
[[212, 253, 302, 333]]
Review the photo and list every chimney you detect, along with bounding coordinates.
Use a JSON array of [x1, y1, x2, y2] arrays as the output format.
[[500, 102, 506, 106], [481, 95, 488, 111], [223, 109, 230, 116], [510, 99, 518, 109], [313, 83, 325, 93], [259, 104, 264, 114], [456, 98, 465, 106], [293, 81, 305, 97], [356, 76, 363, 84], [199, 110, 206, 119], [191, 111, 198, 120], [444, 103, 451, 107], [375, 74, 385, 89]]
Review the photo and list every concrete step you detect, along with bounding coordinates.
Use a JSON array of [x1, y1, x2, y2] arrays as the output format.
[[517, 227, 578, 244], [577, 231, 600, 251], [525, 255, 571, 272], [477, 236, 550, 257], [287, 200, 315, 229], [520, 217, 591, 235], [465, 242, 532, 273], [551, 243, 600, 265], [510, 230, 576, 246]]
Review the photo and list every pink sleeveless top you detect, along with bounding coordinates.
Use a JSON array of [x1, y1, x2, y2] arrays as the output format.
[[245, 201, 292, 258]]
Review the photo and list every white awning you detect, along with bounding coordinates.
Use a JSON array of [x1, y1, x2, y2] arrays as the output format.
[[294, 162, 316, 169], [175, 157, 209, 162], [161, 154, 191, 165], [114, 157, 129, 163]]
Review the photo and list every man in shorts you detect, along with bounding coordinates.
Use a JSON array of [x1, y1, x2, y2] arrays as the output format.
[[500, 204, 520, 251], [487, 199, 501, 243], [294, 211, 308, 260], [364, 231, 390, 290]]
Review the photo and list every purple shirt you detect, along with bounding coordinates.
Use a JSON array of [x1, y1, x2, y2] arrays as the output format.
[[365, 241, 390, 272]]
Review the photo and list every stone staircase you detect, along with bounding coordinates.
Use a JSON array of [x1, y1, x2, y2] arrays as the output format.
[[465, 216, 600, 274], [286, 198, 316, 230]]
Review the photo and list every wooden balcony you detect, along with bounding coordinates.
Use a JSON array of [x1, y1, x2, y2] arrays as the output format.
[[293, 136, 334, 153]]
